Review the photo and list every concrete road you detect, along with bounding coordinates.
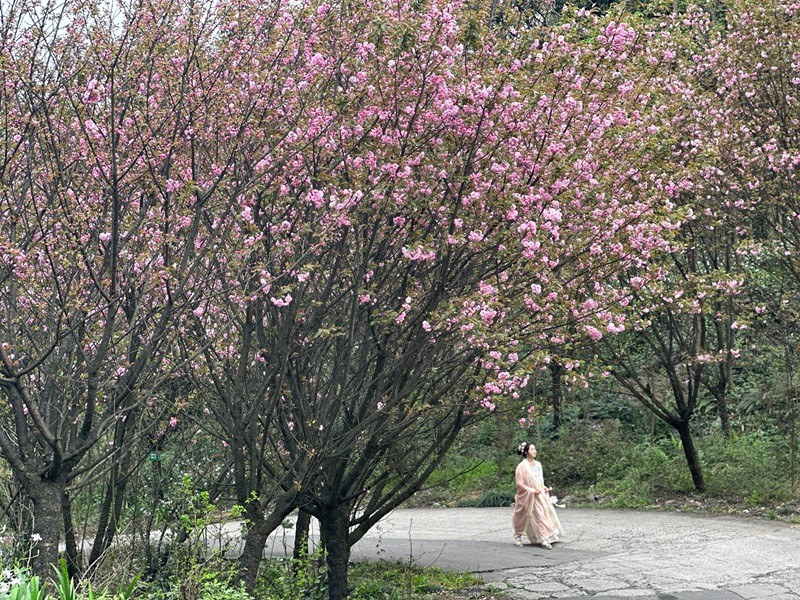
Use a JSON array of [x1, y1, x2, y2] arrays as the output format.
[[260, 507, 800, 599]]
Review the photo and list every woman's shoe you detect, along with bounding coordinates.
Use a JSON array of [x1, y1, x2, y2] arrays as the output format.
[[514, 535, 523, 547], [541, 540, 552, 549]]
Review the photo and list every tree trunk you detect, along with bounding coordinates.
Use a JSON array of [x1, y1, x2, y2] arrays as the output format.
[[791, 397, 797, 490], [717, 390, 730, 438], [550, 361, 563, 433], [319, 507, 350, 600], [89, 476, 115, 566], [62, 490, 82, 580], [293, 508, 312, 561], [713, 357, 732, 438], [237, 519, 270, 593], [675, 420, 705, 492], [30, 479, 63, 578], [237, 495, 296, 594]]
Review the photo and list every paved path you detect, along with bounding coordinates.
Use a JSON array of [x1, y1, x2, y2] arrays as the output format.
[[262, 507, 800, 599]]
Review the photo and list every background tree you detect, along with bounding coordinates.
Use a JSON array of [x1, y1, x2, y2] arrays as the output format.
[[681, 0, 800, 484]]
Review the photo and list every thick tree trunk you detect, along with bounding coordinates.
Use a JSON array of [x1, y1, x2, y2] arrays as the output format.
[[237, 495, 296, 594], [30, 479, 63, 578], [238, 519, 271, 593], [319, 507, 350, 600], [675, 420, 705, 492]]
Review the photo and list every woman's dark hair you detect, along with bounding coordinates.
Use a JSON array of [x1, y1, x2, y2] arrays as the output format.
[[517, 442, 530, 457]]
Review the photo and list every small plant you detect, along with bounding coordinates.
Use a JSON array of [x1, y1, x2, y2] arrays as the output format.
[[79, 573, 139, 600], [53, 560, 76, 600], [0, 569, 23, 597], [115, 574, 139, 600], [6, 575, 46, 600]]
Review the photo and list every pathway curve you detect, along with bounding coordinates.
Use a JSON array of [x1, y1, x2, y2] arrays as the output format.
[[298, 507, 800, 599]]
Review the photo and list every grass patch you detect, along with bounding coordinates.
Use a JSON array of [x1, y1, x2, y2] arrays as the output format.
[[349, 561, 484, 599], [253, 555, 487, 599]]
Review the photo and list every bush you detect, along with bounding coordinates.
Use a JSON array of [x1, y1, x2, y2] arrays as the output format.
[[457, 490, 515, 508], [588, 439, 692, 506], [255, 554, 327, 600], [535, 420, 631, 490], [702, 432, 793, 504], [198, 581, 251, 600]]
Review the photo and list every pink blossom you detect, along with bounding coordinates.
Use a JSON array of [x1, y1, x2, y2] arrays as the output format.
[[271, 294, 293, 307], [585, 326, 603, 341]]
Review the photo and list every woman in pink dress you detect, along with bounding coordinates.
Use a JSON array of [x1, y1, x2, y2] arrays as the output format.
[[512, 442, 564, 549]]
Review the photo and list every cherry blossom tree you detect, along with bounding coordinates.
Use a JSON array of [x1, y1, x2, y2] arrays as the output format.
[[589, 0, 800, 491], [0, 0, 306, 576], [183, 3, 685, 597], [1, 0, 690, 595], [682, 0, 800, 476]]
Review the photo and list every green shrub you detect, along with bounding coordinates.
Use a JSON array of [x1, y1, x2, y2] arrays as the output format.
[[424, 459, 500, 494], [457, 490, 514, 508], [536, 420, 632, 490], [702, 432, 792, 504], [198, 581, 251, 600], [256, 554, 326, 600]]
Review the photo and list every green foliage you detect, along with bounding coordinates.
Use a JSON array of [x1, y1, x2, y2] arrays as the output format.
[[348, 562, 482, 599], [536, 421, 633, 489], [143, 473, 245, 600], [53, 560, 76, 600], [702, 432, 793, 504], [577, 430, 791, 509], [77, 572, 139, 600], [0, 566, 137, 600], [144, 555, 248, 600], [424, 405, 800, 511], [197, 581, 251, 600], [457, 490, 515, 508], [114, 575, 139, 600], [252, 555, 483, 599], [424, 458, 499, 493], [255, 552, 327, 600], [177, 474, 217, 536], [4, 575, 46, 600]]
